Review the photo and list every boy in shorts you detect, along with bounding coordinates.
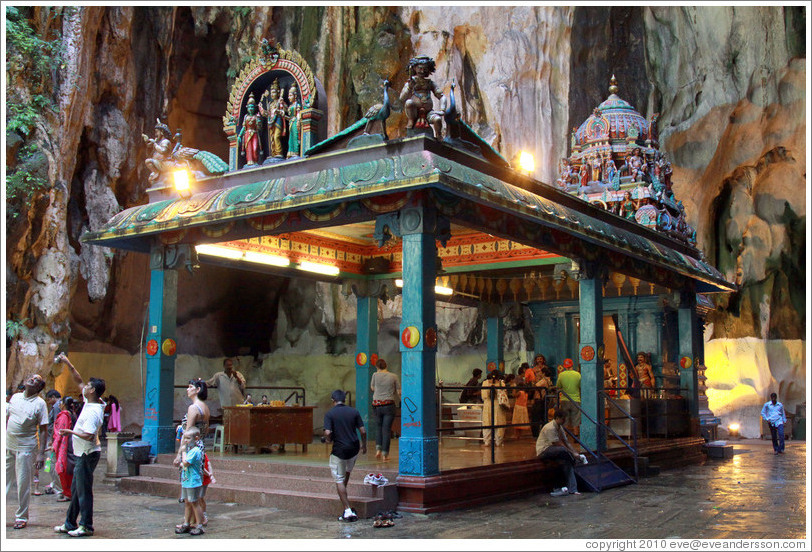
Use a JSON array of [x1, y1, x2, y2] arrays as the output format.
[[175, 427, 205, 535]]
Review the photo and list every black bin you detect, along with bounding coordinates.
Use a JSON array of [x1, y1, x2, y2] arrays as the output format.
[[121, 441, 152, 476]]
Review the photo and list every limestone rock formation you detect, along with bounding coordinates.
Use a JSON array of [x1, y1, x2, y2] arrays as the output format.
[[5, 6, 805, 438]]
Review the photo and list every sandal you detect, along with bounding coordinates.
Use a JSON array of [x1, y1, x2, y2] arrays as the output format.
[[33, 490, 43, 496], [44, 486, 56, 495], [174, 523, 191, 534], [189, 526, 205, 536], [13, 520, 27, 529]]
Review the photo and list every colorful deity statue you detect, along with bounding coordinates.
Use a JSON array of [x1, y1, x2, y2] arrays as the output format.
[[619, 190, 637, 220], [263, 80, 288, 159], [142, 119, 175, 182], [624, 147, 645, 182], [238, 93, 263, 165], [286, 83, 302, 158], [400, 55, 444, 138], [605, 157, 619, 190]]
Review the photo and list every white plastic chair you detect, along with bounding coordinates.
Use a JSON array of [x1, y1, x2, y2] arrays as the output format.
[[211, 424, 225, 453]]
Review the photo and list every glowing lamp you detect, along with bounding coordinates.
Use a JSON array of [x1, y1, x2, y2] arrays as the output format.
[[195, 244, 243, 260], [728, 423, 740, 439], [298, 261, 340, 276], [395, 279, 404, 287], [518, 151, 535, 173], [243, 251, 290, 267], [434, 285, 453, 296], [173, 169, 192, 198]]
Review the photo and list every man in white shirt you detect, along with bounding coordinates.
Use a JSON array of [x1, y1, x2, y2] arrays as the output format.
[[206, 358, 246, 411], [761, 392, 788, 454], [53, 353, 106, 537], [6, 373, 48, 529]]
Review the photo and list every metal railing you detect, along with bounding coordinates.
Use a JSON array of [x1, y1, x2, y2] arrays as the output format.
[[436, 383, 557, 464]]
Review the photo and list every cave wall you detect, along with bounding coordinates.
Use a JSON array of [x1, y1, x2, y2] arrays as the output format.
[[5, 6, 805, 438]]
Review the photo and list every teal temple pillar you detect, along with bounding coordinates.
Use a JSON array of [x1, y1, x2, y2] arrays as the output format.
[[679, 290, 701, 421], [351, 281, 381, 429], [143, 245, 192, 455], [396, 206, 445, 477], [484, 304, 504, 372], [578, 262, 606, 452]]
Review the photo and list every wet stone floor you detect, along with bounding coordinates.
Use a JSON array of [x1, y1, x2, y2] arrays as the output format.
[[4, 439, 806, 543]]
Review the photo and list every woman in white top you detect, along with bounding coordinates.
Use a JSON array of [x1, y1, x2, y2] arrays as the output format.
[[370, 358, 401, 461]]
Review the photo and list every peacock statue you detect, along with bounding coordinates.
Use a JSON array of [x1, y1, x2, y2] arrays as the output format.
[[362, 80, 391, 139]]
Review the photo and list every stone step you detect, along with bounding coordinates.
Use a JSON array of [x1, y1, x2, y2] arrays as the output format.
[[118, 475, 397, 518], [152, 453, 399, 479], [138, 462, 396, 498]]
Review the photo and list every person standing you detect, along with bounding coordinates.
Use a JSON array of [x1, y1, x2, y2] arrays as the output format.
[[536, 409, 583, 496], [761, 393, 787, 454], [43, 389, 63, 497], [53, 353, 106, 537], [481, 370, 508, 447], [458, 368, 483, 404], [52, 396, 77, 503], [323, 390, 367, 522], [6, 373, 49, 529], [556, 359, 581, 437], [526, 356, 550, 438], [206, 358, 246, 412], [370, 358, 400, 461], [174, 427, 205, 536]]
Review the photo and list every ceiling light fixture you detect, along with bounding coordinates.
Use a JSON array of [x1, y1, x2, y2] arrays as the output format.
[[298, 261, 340, 276]]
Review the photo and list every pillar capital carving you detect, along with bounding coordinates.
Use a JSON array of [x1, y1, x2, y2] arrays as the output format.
[[342, 279, 392, 300], [150, 244, 196, 272], [374, 208, 450, 247]]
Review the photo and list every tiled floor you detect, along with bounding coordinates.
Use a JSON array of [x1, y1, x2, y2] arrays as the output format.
[[5, 439, 805, 542]]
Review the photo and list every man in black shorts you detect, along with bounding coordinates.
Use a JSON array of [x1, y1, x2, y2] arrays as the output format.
[[323, 389, 367, 522]]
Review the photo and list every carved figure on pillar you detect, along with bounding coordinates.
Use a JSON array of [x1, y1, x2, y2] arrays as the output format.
[[238, 93, 263, 166], [400, 55, 444, 138]]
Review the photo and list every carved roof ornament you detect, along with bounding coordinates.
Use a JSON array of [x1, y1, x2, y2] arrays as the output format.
[[223, 39, 318, 132], [555, 75, 697, 250]]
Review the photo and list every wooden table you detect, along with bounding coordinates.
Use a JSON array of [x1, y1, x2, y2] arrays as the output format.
[[223, 406, 315, 452]]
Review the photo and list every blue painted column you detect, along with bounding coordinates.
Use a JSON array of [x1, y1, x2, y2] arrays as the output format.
[[398, 207, 439, 477], [527, 303, 558, 367], [143, 249, 179, 455], [354, 293, 378, 429], [578, 264, 606, 452], [486, 312, 504, 372], [678, 290, 700, 419]]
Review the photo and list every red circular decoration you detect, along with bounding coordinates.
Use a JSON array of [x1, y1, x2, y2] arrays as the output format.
[[401, 326, 420, 348], [425, 327, 437, 349], [680, 356, 692, 369], [580, 346, 595, 362], [487, 361, 497, 372], [370, 353, 379, 366], [146, 339, 159, 356], [161, 338, 177, 357], [356, 352, 368, 366]]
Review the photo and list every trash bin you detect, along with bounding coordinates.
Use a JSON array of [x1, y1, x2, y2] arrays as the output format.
[[121, 441, 152, 476]]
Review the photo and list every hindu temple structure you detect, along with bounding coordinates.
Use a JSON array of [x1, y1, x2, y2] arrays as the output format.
[[83, 40, 735, 513]]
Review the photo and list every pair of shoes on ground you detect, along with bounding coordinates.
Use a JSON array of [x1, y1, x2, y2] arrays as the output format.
[[550, 487, 581, 497], [363, 473, 389, 486], [373, 514, 395, 528], [56, 494, 71, 502], [175, 523, 205, 535], [54, 524, 93, 537], [338, 508, 358, 522], [44, 486, 56, 495], [377, 509, 402, 519]]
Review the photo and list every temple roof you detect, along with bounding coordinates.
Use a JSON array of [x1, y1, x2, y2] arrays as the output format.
[[82, 136, 735, 294]]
